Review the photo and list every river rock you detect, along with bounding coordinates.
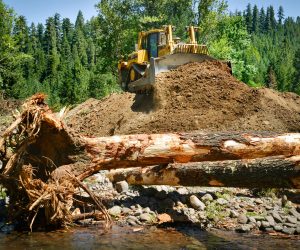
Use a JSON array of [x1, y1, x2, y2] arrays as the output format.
[[289, 209, 300, 219], [189, 195, 206, 211], [282, 227, 295, 235], [230, 210, 239, 218], [248, 217, 256, 224], [122, 207, 132, 214], [201, 194, 214, 203], [236, 224, 252, 233], [127, 219, 137, 226], [274, 225, 283, 231], [237, 214, 248, 224], [140, 213, 154, 223], [177, 187, 189, 195], [108, 206, 122, 216], [281, 195, 288, 207], [286, 216, 297, 224], [271, 211, 283, 223], [143, 207, 151, 213], [115, 181, 129, 193], [261, 221, 270, 229], [255, 198, 263, 204], [216, 198, 228, 205], [266, 215, 275, 227], [296, 227, 300, 234]]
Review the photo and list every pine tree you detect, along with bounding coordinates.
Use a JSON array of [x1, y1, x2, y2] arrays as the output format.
[[278, 6, 284, 25], [252, 5, 259, 33], [269, 6, 277, 30], [244, 3, 252, 33], [292, 47, 300, 93], [259, 7, 266, 32]]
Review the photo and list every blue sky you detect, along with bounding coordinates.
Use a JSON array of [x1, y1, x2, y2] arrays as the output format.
[[3, 0, 300, 24]]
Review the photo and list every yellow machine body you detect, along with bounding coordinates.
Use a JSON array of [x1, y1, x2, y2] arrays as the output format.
[[118, 25, 223, 92]]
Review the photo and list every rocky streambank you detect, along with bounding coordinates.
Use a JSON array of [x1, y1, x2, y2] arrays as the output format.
[[80, 173, 300, 237]]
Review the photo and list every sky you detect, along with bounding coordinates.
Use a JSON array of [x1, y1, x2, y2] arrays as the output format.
[[3, 0, 300, 25]]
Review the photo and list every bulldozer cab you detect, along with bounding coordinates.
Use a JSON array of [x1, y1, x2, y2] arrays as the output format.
[[140, 31, 167, 59]]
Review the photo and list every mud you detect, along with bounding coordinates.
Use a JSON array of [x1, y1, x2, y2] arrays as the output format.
[[66, 61, 300, 136]]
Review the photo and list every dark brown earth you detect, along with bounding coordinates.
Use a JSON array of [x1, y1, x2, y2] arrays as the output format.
[[66, 61, 300, 137]]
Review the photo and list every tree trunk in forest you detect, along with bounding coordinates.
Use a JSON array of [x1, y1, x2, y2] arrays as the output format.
[[106, 156, 300, 188]]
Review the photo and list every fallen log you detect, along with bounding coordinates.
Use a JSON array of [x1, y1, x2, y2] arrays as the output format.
[[1, 94, 300, 229], [106, 156, 300, 188], [76, 131, 300, 180]]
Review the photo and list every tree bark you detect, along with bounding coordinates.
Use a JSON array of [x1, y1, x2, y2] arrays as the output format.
[[106, 156, 300, 188], [75, 131, 300, 180]]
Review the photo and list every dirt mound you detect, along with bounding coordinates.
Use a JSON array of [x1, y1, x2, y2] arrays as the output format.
[[66, 61, 300, 136]]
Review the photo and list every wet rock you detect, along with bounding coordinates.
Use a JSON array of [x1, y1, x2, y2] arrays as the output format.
[[237, 214, 248, 224], [216, 198, 228, 205], [271, 211, 283, 223], [127, 219, 137, 226], [261, 221, 270, 229], [177, 187, 189, 195], [127, 216, 139, 222], [248, 217, 256, 224], [253, 216, 265, 221], [201, 194, 213, 203], [230, 210, 239, 218], [189, 195, 206, 211], [284, 223, 297, 228], [134, 196, 149, 206], [140, 213, 155, 223], [286, 216, 297, 224], [289, 208, 300, 219], [142, 207, 151, 213], [255, 198, 263, 204], [266, 215, 275, 227], [134, 208, 143, 216], [296, 227, 300, 234], [281, 195, 288, 207], [256, 221, 261, 228], [274, 225, 283, 232], [122, 207, 132, 214], [108, 206, 122, 216], [236, 224, 252, 233], [282, 227, 295, 235]]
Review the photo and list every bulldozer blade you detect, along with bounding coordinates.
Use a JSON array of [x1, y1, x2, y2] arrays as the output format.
[[128, 53, 219, 92]]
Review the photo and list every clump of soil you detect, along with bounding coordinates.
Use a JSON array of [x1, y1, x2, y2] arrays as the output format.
[[66, 61, 300, 136]]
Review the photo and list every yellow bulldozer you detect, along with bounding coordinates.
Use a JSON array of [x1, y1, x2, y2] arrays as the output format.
[[118, 25, 231, 92]]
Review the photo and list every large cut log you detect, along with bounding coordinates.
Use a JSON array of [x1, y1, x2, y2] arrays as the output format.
[[106, 156, 300, 188], [76, 132, 300, 180], [2, 94, 300, 229]]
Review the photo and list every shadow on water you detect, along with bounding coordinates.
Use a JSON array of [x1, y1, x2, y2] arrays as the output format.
[[0, 224, 299, 250]]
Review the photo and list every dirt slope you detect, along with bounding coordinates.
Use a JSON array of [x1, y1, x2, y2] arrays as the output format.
[[66, 61, 300, 137]]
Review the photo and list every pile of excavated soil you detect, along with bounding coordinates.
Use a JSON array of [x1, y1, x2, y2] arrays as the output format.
[[66, 61, 300, 137]]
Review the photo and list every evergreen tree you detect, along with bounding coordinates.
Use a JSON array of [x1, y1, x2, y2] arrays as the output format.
[[292, 47, 300, 93], [244, 3, 252, 33], [252, 5, 259, 33], [259, 7, 266, 32], [278, 6, 284, 25]]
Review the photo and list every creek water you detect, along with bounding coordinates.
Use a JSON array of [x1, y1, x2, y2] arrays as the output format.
[[0, 225, 299, 250]]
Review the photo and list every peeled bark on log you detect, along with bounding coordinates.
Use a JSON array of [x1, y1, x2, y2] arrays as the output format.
[[1, 94, 300, 229], [76, 132, 300, 180], [106, 156, 300, 188]]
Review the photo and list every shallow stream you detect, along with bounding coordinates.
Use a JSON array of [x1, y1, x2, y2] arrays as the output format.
[[0, 225, 299, 250]]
